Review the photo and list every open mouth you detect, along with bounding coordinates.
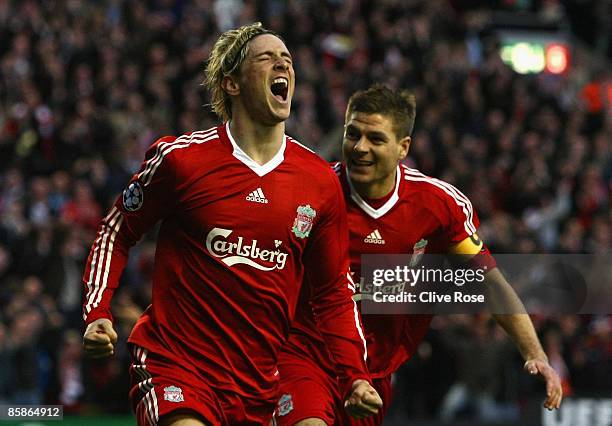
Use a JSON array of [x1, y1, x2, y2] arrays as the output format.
[[271, 77, 288, 102]]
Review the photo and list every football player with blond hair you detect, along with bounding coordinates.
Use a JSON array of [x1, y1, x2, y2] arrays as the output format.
[[83, 23, 381, 425]]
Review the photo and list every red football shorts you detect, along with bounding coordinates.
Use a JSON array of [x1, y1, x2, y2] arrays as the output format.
[[275, 351, 392, 425], [128, 344, 275, 425], [275, 351, 339, 424]]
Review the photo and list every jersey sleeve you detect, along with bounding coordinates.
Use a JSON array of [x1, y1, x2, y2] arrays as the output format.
[[303, 171, 370, 398], [437, 182, 480, 245], [439, 184, 497, 269], [82, 136, 179, 325]]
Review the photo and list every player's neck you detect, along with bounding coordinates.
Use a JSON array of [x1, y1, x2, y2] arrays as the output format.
[[228, 117, 285, 166], [352, 171, 397, 200]]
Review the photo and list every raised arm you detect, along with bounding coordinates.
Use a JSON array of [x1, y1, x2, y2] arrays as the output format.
[[82, 136, 178, 358]]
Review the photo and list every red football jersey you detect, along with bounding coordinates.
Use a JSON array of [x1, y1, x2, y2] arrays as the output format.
[[82, 124, 368, 400], [284, 162, 480, 379]]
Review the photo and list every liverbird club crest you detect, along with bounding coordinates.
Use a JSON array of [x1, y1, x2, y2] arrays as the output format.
[[276, 393, 294, 416], [163, 385, 184, 403], [292, 204, 316, 239], [409, 238, 428, 267]]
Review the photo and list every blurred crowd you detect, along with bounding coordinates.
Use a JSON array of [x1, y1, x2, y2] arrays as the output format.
[[0, 0, 610, 422]]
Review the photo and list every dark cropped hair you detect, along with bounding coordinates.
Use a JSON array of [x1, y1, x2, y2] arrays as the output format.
[[346, 84, 417, 138]]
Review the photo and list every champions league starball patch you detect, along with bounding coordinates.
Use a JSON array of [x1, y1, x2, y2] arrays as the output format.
[[122, 181, 144, 211]]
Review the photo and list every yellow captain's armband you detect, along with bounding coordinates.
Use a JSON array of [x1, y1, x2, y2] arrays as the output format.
[[448, 233, 483, 256]]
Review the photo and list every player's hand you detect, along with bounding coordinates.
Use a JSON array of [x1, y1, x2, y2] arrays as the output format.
[[524, 359, 563, 410], [344, 379, 383, 420], [83, 318, 118, 358]]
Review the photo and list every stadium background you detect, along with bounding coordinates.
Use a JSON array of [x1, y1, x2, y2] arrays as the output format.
[[0, 0, 610, 425]]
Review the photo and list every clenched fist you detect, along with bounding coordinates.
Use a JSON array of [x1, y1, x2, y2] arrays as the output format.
[[344, 379, 383, 420], [83, 318, 118, 358]]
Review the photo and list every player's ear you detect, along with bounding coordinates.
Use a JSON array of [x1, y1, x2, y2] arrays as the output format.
[[398, 136, 411, 160], [222, 75, 240, 96]]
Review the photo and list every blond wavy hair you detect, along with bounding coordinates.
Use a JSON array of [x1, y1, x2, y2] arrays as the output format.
[[204, 22, 278, 122]]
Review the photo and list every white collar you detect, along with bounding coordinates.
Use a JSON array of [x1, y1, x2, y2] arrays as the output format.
[[226, 122, 286, 177], [347, 166, 401, 219]]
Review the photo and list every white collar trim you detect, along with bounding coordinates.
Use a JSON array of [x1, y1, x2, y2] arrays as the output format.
[[226, 122, 286, 177], [347, 166, 401, 219]]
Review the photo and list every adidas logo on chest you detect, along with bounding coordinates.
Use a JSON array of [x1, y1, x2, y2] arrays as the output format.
[[364, 229, 385, 244], [246, 187, 269, 204]]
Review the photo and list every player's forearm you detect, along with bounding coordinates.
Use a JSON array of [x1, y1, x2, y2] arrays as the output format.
[[486, 268, 547, 362], [493, 313, 547, 362], [313, 299, 369, 371], [311, 286, 371, 396], [82, 208, 131, 324]]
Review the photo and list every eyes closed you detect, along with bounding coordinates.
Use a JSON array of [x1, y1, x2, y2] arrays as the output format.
[[254, 52, 293, 66]]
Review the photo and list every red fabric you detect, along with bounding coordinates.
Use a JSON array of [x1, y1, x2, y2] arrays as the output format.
[[282, 162, 483, 383], [61, 198, 102, 231], [275, 351, 393, 426], [128, 344, 274, 425], [83, 124, 368, 401], [362, 188, 395, 209], [465, 244, 498, 271], [275, 351, 339, 425], [581, 81, 603, 113]]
